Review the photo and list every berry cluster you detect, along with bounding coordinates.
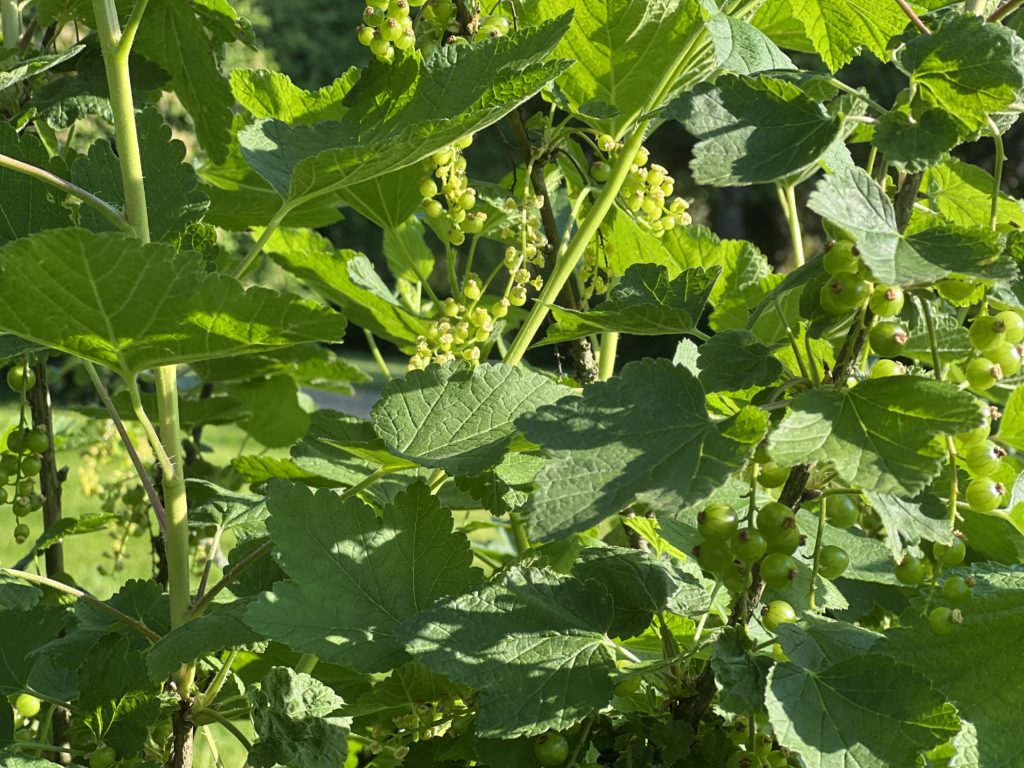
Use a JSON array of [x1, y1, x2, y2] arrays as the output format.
[[964, 309, 1024, 390], [420, 136, 488, 246], [408, 296, 507, 370], [3, 365, 50, 545], [357, 0, 421, 63], [591, 135, 692, 235], [956, 404, 1008, 515], [498, 193, 548, 298], [725, 714, 795, 768]]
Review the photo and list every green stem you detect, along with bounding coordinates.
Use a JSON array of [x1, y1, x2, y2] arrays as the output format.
[[509, 512, 531, 554], [1, 0, 18, 47], [199, 650, 238, 708], [231, 203, 293, 279], [0, 152, 131, 232], [773, 298, 811, 382], [200, 709, 252, 751], [364, 329, 392, 381], [565, 713, 597, 768], [780, 183, 805, 268], [807, 497, 828, 611], [824, 78, 888, 114], [988, 118, 1005, 231], [126, 375, 175, 480], [92, 0, 194, 694], [294, 654, 319, 675], [7, 742, 88, 757], [919, 297, 961, 524], [504, 125, 649, 364], [598, 332, 619, 380], [965, 0, 987, 13], [2, 567, 162, 642]]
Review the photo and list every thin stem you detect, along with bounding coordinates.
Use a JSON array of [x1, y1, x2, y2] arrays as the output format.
[[84, 362, 168, 536], [598, 332, 619, 380], [988, 118, 1005, 231], [126, 375, 174, 482], [504, 126, 648, 364], [772, 298, 811, 382], [195, 525, 225, 602], [364, 329, 392, 381], [965, 0, 987, 13], [807, 497, 828, 611], [117, 0, 150, 56], [200, 709, 252, 751], [565, 713, 597, 768], [199, 650, 237, 708], [919, 297, 961, 524], [896, 0, 931, 33], [990, 0, 1024, 21], [0, 152, 131, 232], [780, 183, 805, 268], [1, 0, 18, 47], [825, 78, 888, 115], [509, 512, 531, 554], [2, 567, 162, 642], [294, 654, 319, 675], [231, 203, 293, 279], [6, 742, 87, 757]]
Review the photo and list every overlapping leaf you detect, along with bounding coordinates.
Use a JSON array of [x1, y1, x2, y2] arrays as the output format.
[[0, 230, 345, 377], [0, 124, 71, 244], [239, 17, 571, 202], [372, 363, 566, 476], [669, 74, 842, 186], [707, 14, 795, 75], [878, 565, 1024, 768], [808, 167, 1016, 285], [398, 566, 617, 738], [521, 0, 704, 131], [784, 0, 913, 72], [518, 359, 762, 540], [244, 481, 481, 673], [767, 377, 983, 496], [146, 601, 263, 681], [70, 107, 208, 242], [541, 264, 719, 344]]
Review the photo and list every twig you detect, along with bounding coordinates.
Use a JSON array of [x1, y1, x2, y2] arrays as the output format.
[[2, 567, 162, 642], [990, 0, 1024, 22], [895, 0, 931, 34], [0, 152, 131, 232]]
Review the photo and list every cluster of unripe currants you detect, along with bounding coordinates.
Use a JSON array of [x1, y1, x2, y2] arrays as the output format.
[[963, 308, 1024, 390], [895, 533, 973, 635], [357, 0, 422, 63], [420, 136, 488, 246], [408, 295, 508, 370], [4, 365, 49, 545], [591, 135, 692, 235], [725, 713, 795, 768]]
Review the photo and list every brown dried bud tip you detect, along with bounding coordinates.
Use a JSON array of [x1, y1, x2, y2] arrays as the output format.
[[885, 288, 899, 300], [893, 329, 909, 345], [965, 575, 977, 587], [994, 446, 1008, 459], [950, 609, 964, 625], [782, 516, 797, 530]]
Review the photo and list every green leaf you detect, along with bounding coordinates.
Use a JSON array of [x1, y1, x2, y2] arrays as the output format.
[[190, 343, 367, 394], [248, 667, 350, 768], [785, 0, 913, 72], [878, 565, 1024, 768], [711, 627, 772, 714], [452, 453, 543, 517], [767, 653, 956, 767], [919, 157, 1024, 231], [337, 165, 425, 230], [0, 45, 83, 92], [188, 480, 268, 536], [518, 359, 760, 541], [372, 363, 566, 476], [78, 635, 163, 755], [0, 229, 345, 377], [265, 228, 429, 348], [239, 18, 571, 202], [226, 375, 310, 448], [900, 14, 1024, 134], [398, 566, 617, 738], [231, 68, 353, 125], [773, 619, 880, 672], [540, 264, 720, 345], [521, 0, 704, 132], [864, 491, 953, 561], [347, 661, 461, 718], [706, 14, 795, 75], [696, 330, 783, 392], [0, 606, 68, 693], [572, 547, 686, 638], [996, 384, 1024, 452], [146, 601, 263, 681], [661, 226, 774, 331], [291, 409, 417, 474], [244, 480, 481, 673], [768, 377, 982, 496], [383, 216, 436, 283], [0, 123, 71, 244], [872, 108, 960, 172], [669, 74, 842, 186], [135, 0, 233, 162], [808, 167, 1016, 285], [70, 106, 209, 242]]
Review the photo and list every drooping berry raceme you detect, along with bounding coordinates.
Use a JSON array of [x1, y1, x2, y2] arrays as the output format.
[[420, 135, 488, 246], [357, 0, 421, 62]]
